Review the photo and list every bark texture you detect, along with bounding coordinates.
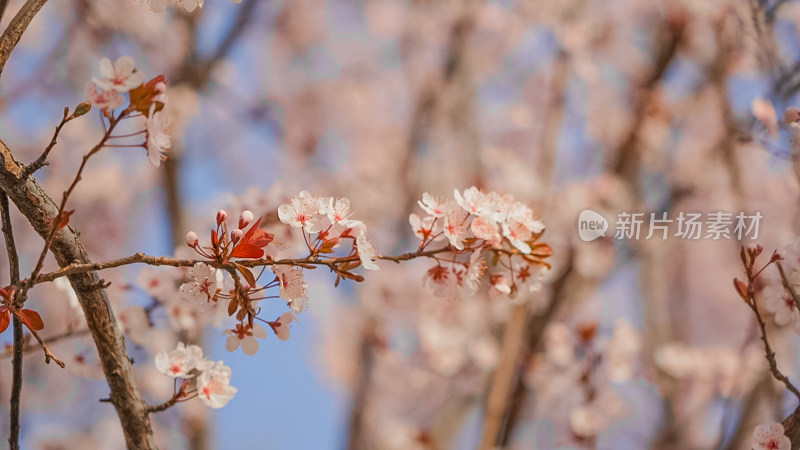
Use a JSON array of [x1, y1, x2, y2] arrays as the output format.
[[0, 140, 156, 449]]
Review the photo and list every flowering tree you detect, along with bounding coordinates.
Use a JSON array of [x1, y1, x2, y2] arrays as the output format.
[[8, 0, 800, 449]]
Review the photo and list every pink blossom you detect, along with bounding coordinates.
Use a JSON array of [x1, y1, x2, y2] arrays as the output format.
[[752, 422, 790, 450], [417, 192, 448, 218], [85, 81, 123, 112], [269, 312, 294, 341], [197, 361, 237, 408], [442, 202, 470, 250], [154, 342, 204, 378], [92, 56, 146, 93], [224, 323, 267, 355], [408, 213, 440, 241], [179, 263, 220, 308], [353, 222, 379, 270], [323, 197, 353, 226], [278, 191, 323, 232], [454, 186, 489, 215], [145, 104, 172, 168], [470, 216, 501, 245], [272, 265, 309, 313]]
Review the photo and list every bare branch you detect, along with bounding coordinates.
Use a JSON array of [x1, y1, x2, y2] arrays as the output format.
[[0, 0, 48, 83], [0, 190, 23, 450]]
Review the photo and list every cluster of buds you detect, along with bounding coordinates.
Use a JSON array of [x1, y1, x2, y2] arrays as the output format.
[[412, 187, 553, 302], [185, 209, 274, 264], [183, 210, 275, 333], [733, 244, 783, 304]]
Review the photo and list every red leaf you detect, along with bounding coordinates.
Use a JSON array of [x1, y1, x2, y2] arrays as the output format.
[[230, 244, 264, 259], [0, 311, 10, 334], [734, 278, 750, 301], [129, 74, 167, 116], [241, 218, 274, 248], [55, 210, 74, 231], [19, 309, 43, 331]]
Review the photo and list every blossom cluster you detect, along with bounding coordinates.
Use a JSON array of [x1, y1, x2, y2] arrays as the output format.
[[524, 320, 641, 441], [411, 187, 552, 302], [757, 239, 800, 332], [85, 56, 173, 168], [154, 342, 237, 409], [277, 190, 380, 271], [181, 209, 295, 349]]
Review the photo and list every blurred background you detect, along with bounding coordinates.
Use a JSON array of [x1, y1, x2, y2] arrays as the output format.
[[0, 0, 800, 448]]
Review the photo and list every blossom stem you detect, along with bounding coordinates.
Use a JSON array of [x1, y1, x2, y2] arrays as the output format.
[[20, 245, 460, 289], [744, 262, 800, 400]]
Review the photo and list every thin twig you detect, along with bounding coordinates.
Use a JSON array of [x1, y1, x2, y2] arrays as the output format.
[[742, 260, 800, 400], [20, 246, 458, 289], [17, 314, 64, 368], [0, 328, 90, 358], [1, 191, 22, 450], [146, 396, 181, 414], [21, 107, 73, 177]]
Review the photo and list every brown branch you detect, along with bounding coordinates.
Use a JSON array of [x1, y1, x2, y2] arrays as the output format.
[[746, 297, 800, 398], [0, 328, 90, 358], [0, 0, 48, 83], [741, 260, 800, 401], [346, 319, 377, 450], [146, 395, 181, 414], [0, 140, 157, 448], [1, 190, 23, 450], [21, 246, 457, 289]]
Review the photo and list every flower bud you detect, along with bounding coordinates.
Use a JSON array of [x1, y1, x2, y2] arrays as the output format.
[[185, 231, 198, 247], [231, 228, 243, 244], [239, 210, 254, 229], [216, 210, 228, 226], [772, 249, 786, 262]]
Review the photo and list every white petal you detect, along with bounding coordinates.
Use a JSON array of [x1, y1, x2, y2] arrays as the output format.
[[225, 335, 240, 353], [241, 338, 259, 355]]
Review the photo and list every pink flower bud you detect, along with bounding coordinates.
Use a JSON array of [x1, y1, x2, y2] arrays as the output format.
[[772, 249, 786, 262], [239, 210, 254, 229], [185, 231, 198, 247], [231, 228, 243, 244], [216, 210, 228, 226]]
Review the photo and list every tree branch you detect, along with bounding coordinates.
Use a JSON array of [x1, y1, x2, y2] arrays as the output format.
[[0, 0, 48, 83], [0, 140, 157, 449], [1, 190, 22, 450]]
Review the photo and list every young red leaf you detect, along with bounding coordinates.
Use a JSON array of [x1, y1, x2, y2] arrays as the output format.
[[241, 218, 274, 248], [0, 310, 10, 334], [230, 244, 264, 259], [55, 210, 75, 231], [129, 74, 166, 116], [19, 309, 44, 331], [734, 278, 750, 301]]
